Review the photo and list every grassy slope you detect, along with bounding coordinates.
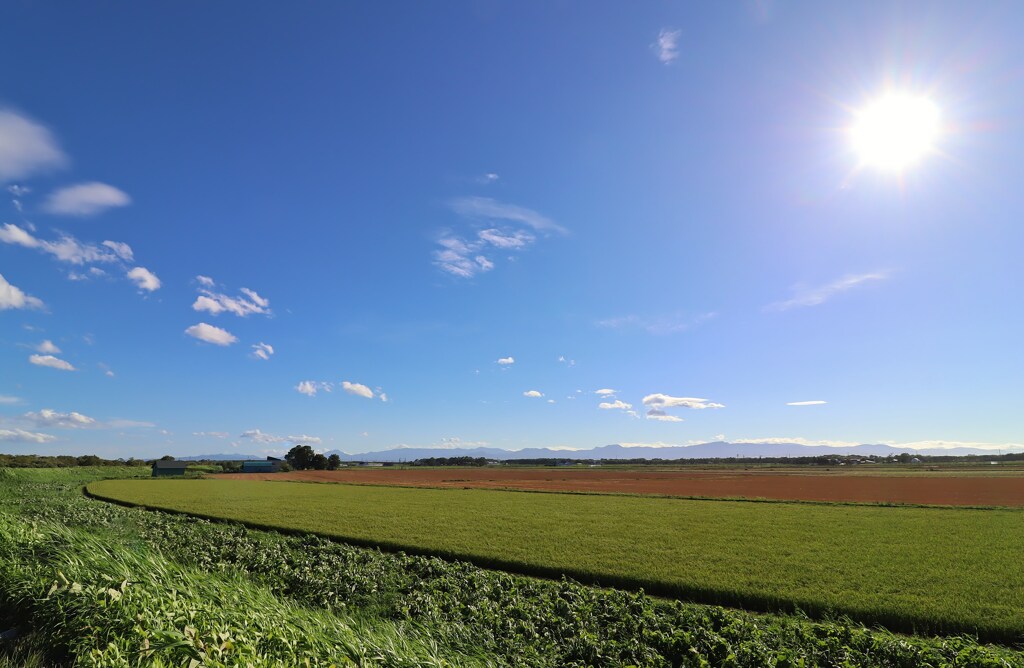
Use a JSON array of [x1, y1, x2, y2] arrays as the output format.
[[89, 478, 1024, 640]]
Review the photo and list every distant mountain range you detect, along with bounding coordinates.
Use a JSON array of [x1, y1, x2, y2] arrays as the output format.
[[178, 442, 1017, 463], [320, 441, 1018, 462]]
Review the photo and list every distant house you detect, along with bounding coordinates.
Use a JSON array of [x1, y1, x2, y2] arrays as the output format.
[[241, 458, 284, 473], [152, 460, 187, 477]]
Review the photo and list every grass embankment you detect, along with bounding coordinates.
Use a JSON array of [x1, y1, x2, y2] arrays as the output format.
[[89, 478, 1024, 642]]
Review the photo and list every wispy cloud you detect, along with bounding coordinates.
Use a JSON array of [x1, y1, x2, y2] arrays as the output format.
[[251, 342, 274, 360], [184, 322, 238, 346], [0, 396, 21, 405], [24, 409, 96, 429], [598, 399, 632, 411], [0, 428, 56, 444], [449, 197, 567, 234], [595, 389, 617, 396], [476, 173, 500, 185], [239, 428, 322, 445], [643, 393, 724, 410], [0, 109, 67, 182], [653, 28, 681, 64], [597, 312, 716, 335], [523, 390, 544, 398], [193, 431, 229, 439], [0, 273, 45, 311], [36, 340, 62, 355], [435, 197, 566, 279], [43, 182, 130, 216], [765, 272, 889, 311], [28, 354, 76, 371], [192, 278, 270, 317], [787, 400, 827, 406], [645, 408, 684, 422], [296, 380, 332, 397], [0, 223, 134, 265]]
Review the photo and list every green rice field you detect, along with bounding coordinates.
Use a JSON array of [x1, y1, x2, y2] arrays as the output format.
[[87, 478, 1024, 641]]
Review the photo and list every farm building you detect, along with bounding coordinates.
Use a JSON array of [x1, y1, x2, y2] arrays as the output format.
[[152, 460, 187, 477], [241, 458, 284, 473]]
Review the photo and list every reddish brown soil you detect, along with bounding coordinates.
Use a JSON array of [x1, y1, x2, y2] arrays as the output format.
[[211, 468, 1024, 507]]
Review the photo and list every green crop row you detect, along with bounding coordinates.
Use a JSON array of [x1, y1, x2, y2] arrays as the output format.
[[2, 468, 1023, 666], [87, 478, 1024, 643]]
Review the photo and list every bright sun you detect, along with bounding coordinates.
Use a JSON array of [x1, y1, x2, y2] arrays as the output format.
[[850, 94, 941, 172]]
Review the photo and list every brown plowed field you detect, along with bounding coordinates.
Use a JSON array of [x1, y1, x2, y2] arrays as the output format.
[[212, 468, 1024, 507]]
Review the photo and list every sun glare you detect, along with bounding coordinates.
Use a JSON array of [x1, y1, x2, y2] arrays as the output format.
[[850, 94, 941, 172]]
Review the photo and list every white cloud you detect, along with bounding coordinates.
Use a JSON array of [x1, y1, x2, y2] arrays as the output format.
[[25, 408, 97, 429], [43, 182, 131, 216], [28, 354, 76, 371], [436, 198, 566, 278], [0, 223, 137, 267], [102, 241, 134, 262], [0, 396, 20, 404], [342, 381, 374, 399], [497, 356, 515, 365], [0, 273, 44, 310], [0, 428, 56, 444], [251, 342, 274, 360], [597, 312, 717, 335], [653, 28, 681, 64], [642, 393, 725, 410], [523, 390, 544, 398], [595, 388, 617, 396], [192, 280, 271, 317], [547, 399, 556, 404], [184, 322, 238, 346], [379, 392, 389, 403], [240, 428, 321, 445], [478, 228, 534, 249], [36, 340, 60, 354], [296, 380, 332, 397], [477, 173, 500, 184], [193, 431, 229, 439], [0, 110, 67, 183], [766, 272, 889, 311], [645, 408, 684, 422], [450, 197, 567, 234], [787, 400, 827, 406], [599, 399, 632, 410], [127, 266, 161, 292]]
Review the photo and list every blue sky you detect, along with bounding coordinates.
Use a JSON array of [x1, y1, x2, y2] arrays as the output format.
[[2, 1, 1022, 457]]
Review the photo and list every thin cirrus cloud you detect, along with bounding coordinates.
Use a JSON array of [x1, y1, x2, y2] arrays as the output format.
[[0, 273, 44, 311], [0, 109, 68, 183], [434, 197, 566, 279], [28, 354, 76, 371], [787, 400, 827, 406], [765, 272, 889, 311], [653, 28, 681, 64], [192, 276, 270, 317], [597, 312, 717, 335], [43, 182, 131, 217], [184, 322, 238, 346]]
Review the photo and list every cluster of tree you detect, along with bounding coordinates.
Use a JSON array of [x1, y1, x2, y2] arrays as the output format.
[[0, 454, 150, 468], [285, 445, 342, 471], [410, 456, 489, 467]]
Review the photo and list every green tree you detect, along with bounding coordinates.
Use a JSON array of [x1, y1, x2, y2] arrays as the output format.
[[327, 454, 341, 470], [285, 445, 316, 470], [311, 453, 329, 470]]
